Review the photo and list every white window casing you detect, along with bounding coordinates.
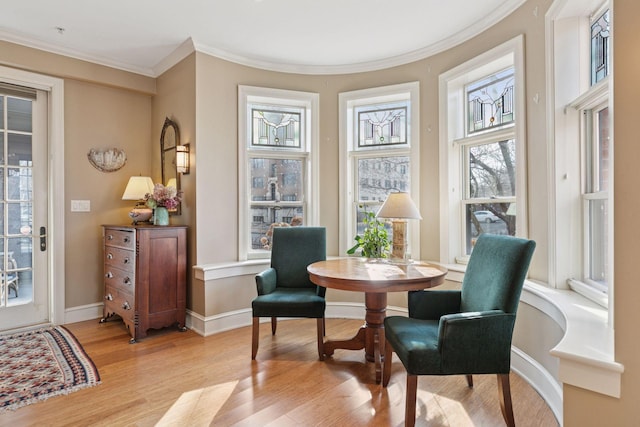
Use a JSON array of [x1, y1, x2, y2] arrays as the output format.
[[238, 85, 319, 260], [338, 82, 420, 259], [439, 35, 527, 265]]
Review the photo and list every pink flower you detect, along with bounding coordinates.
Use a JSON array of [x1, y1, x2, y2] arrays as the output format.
[[145, 184, 183, 209]]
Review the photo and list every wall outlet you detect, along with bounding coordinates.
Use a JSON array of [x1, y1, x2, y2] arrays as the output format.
[[71, 200, 91, 212]]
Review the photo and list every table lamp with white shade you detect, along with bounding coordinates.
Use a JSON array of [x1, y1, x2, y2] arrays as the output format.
[[122, 176, 155, 224], [376, 192, 422, 262]]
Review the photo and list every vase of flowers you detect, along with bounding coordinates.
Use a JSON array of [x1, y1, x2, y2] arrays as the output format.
[[144, 184, 183, 226], [153, 206, 170, 225]]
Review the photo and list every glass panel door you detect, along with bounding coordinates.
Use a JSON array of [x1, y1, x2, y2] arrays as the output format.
[[0, 89, 48, 329]]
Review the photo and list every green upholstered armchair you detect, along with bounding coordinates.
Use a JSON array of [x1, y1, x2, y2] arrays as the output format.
[[382, 234, 536, 427], [251, 226, 327, 361]]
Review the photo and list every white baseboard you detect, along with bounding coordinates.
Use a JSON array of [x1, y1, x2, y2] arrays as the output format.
[[64, 302, 103, 324], [186, 308, 253, 337], [65, 300, 560, 424], [512, 346, 563, 425], [186, 302, 409, 336]]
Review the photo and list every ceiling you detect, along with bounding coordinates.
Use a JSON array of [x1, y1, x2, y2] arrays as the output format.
[[0, 0, 525, 76]]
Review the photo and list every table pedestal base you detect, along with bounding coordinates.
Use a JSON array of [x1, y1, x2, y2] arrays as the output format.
[[323, 293, 387, 383]]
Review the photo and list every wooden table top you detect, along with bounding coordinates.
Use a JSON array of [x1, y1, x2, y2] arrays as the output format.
[[307, 257, 447, 293]]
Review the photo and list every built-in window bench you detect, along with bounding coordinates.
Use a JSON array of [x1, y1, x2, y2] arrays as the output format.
[[524, 281, 623, 398]]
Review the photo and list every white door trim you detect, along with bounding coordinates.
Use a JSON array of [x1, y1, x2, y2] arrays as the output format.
[[0, 66, 65, 326]]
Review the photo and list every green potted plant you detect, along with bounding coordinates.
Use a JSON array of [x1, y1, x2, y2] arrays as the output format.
[[347, 208, 390, 258]]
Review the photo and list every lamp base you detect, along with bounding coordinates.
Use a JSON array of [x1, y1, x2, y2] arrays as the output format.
[[129, 207, 153, 224], [390, 219, 408, 261]]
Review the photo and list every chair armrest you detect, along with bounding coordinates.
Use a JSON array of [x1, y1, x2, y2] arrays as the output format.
[[256, 268, 277, 295], [408, 290, 461, 320], [437, 310, 517, 373]]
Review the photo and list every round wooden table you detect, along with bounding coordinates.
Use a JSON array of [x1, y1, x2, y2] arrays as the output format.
[[307, 257, 447, 383]]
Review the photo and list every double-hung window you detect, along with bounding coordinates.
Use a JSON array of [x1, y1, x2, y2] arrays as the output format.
[[439, 36, 526, 264], [339, 82, 420, 259], [238, 86, 319, 260], [582, 100, 609, 292], [563, 5, 611, 303]]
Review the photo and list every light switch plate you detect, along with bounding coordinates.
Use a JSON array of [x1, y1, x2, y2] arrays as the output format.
[[71, 200, 91, 212]]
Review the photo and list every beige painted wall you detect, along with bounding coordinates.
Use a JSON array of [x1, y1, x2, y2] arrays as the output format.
[[0, 0, 554, 316], [0, 41, 155, 94], [64, 80, 152, 306], [190, 0, 551, 298], [180, 0, 560, 416], [1, 42, 155, 308], [3, 0, 637, 422], [152, 53, 197, 307]]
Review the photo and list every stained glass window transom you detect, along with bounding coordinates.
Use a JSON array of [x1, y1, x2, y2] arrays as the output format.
[[466, 68, 515, 134], [591, 9, 610, 86], [251, 108, 301, 148], [356, 104, 407, 148]]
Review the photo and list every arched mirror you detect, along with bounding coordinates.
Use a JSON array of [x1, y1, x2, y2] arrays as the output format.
[[160, 117, 181, 215]]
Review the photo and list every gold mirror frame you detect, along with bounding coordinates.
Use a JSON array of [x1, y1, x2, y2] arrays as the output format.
[[160, 117, 181, 215]]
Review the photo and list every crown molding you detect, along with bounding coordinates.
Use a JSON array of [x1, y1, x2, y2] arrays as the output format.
[[1, 0, 526, 77], [152, 38, 197, 76], [0, 29, 156, 77], [187, 0, 526, 75]]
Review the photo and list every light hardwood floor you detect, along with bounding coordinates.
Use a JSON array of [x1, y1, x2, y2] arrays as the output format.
[[1, 318, 558, 426]]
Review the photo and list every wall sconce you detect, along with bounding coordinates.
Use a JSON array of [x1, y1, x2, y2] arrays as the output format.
[[376, 192, 422, 263], [122, 176, 154, 224], [176, 144, 190, 174]]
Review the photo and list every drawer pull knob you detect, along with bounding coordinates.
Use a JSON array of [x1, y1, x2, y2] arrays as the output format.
[[123, 257, 130, 264], [124, 237, 130, 243], [105, 293, 113, 301], [122, 301, 131, 310], [105, 272, 113, 279], [123, 277, 132, 285], [107, 253, 113, 260], [107, 234, 114, 240]]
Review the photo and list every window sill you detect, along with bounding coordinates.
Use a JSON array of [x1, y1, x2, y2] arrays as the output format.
[[527, 282, 623, 398], [440, 263, 624, 398], [567, 278, 608, 309], [193, 256, 345, 281], [193, 259, 269, 281]]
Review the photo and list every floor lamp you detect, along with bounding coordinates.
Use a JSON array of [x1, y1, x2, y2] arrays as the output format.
[[376, 192, 422, 262]]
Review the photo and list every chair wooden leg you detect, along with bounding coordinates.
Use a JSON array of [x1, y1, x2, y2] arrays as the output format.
[[466, 374, 473, 388], [497, 373, 515, 427], [382, 338, 393, 387], [251, 317, 259, 360], [317, 318, 325, 361], [271, 317, 277, 335], [405, 374, 418, 427]]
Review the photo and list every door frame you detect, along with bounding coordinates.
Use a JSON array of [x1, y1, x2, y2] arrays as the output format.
[[0, 65, 65, 326]]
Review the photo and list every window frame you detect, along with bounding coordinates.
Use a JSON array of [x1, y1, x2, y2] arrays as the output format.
[[551, 0, 612, 310], [338, 82, 420, 259], [238, 85, 319, 260], [439, 36, 527, 265], [582, 100, 609, 292], [568, 77, 610, 304]]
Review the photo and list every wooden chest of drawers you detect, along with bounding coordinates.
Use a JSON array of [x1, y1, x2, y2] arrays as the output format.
[[101, 225, 187, 343]]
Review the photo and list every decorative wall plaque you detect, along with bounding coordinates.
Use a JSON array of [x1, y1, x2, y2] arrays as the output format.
[[87, 148, 127, 172]]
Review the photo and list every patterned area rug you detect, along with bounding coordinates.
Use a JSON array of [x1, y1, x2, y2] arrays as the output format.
[[0, 326, 100, 412]]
